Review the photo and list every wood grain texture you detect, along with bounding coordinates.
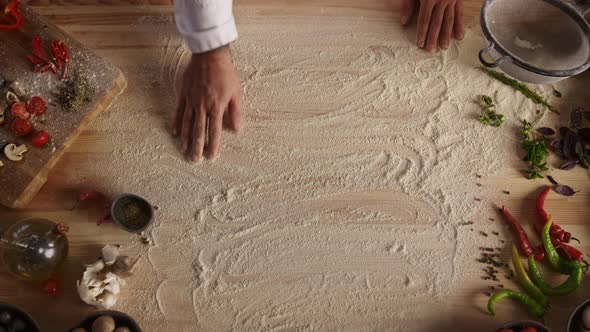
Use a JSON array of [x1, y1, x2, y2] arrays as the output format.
[[0, 1, 588, 332], [0, 6, 126, 209]]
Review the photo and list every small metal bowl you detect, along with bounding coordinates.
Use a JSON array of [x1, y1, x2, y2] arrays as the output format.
[[70, 310, 141, 332], [497, 320, 552, 332], [110, 194, 154, 233], [0, 302, 41, 332], [568, 298, 590, 332]]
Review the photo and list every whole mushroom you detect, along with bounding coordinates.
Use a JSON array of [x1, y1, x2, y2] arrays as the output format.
[[114, 328, 130, 332], [91, 315, 115, 332], [4, 144, 28, 162]]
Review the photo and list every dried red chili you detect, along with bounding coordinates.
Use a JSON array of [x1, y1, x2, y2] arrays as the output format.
[[27, 37, 69, 79], [500, 206, 534, 257], [51, 40, 69, 81], [0, 0, 22, 30]]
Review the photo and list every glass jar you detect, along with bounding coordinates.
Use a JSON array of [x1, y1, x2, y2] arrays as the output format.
[[0, 219, 69, 280]]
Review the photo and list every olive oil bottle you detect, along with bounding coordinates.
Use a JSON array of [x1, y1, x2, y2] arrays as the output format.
[[0, 219, 69, 280]]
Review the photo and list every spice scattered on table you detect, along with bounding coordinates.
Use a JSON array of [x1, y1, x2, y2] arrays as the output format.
[[58, 71, 95, 113]]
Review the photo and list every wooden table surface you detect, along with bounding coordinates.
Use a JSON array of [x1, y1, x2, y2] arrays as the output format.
[[0, 1, 589, 331]]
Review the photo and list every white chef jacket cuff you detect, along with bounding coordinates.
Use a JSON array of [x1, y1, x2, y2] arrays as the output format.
[[181, 16, 238, 54]]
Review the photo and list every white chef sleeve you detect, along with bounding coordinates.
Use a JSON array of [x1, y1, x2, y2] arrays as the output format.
[[175, 0, 238, 54]]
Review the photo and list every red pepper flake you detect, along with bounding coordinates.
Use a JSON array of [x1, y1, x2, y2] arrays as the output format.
[[0, 0, 22, 30]]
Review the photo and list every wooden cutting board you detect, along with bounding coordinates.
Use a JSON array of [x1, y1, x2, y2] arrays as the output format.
[[0, 6, 126, 209]]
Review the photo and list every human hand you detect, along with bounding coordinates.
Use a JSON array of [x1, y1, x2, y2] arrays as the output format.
[[174, 47, 242, 161], [400, 0, 465, 52]]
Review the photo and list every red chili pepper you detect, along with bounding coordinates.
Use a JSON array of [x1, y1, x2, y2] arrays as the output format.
[[41, 278, 59, 296], [554, 240, 584, 262], [51, 40, 69, 81], [533, 222, 581, 261], [11, 117, 33, 136], [28, 36, 58, 75], [0, 0, 22, 30], [536, 186, 571, 243], [27, 96, 47, 115], [31, 130, 49, 147], [533, 245, 545, 261], [500, 206, 534, 257]]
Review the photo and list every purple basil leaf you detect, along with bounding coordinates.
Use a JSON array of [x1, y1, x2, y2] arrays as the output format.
[[550, 139, 565, 158], [584, 111, 590, 122], [578, 128, 590, 143], [553, 184, 577, 196], [536, 127, 556, 136], [563, 129, 580, 160], [560, 160, 578, 170], [547, 175, 559, 186]]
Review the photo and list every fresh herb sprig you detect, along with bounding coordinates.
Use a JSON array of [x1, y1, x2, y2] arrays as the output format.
[[478, 95, 504, 127], [478, 66, 559, 114], [522, 118, 549, 179]]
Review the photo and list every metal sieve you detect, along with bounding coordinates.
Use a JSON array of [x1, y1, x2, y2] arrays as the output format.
[[479, 0, 590, 84]]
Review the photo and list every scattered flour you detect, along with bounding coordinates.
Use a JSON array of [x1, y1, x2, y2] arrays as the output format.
[[64, 9, 569, 331]]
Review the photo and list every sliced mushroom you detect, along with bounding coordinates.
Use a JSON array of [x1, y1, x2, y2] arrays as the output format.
[[4, 144, 28, 162], [5, 91, 19, 105]]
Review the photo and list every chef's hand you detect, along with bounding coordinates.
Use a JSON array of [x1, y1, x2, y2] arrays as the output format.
[[174, 46, 242, 161], [400, 0, 465, 52]]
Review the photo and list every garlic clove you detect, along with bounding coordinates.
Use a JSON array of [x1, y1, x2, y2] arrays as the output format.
[[85, 259, 105, 272], [96, 290, 118, 309], [77, 280, 101, 307], [101, 245, 120, 265]]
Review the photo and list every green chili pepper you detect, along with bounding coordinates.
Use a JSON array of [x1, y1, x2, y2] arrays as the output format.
[[542, 216, 579, 274], [511, 245, 548, 306], [487, 289, 545, 318], [528, 255, 582, 296]]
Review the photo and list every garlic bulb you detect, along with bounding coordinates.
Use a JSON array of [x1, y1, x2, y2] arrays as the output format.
[[77, 245, 135, 309]]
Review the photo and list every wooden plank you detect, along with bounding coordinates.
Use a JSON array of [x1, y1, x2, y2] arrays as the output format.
[[0, 6, 126, 209]]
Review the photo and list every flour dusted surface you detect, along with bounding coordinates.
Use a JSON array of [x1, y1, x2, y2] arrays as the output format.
[[65, 9, 568, 331]]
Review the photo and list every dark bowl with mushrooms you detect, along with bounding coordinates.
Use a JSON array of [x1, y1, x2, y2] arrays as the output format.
[[568, 298, 590, 332], [70, 310, 141, 332], [497, 320, 552, 332], [0, 302, 41, 332]]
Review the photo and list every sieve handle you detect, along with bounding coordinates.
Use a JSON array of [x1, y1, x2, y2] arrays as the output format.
[[478, 42, 509, 68]]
